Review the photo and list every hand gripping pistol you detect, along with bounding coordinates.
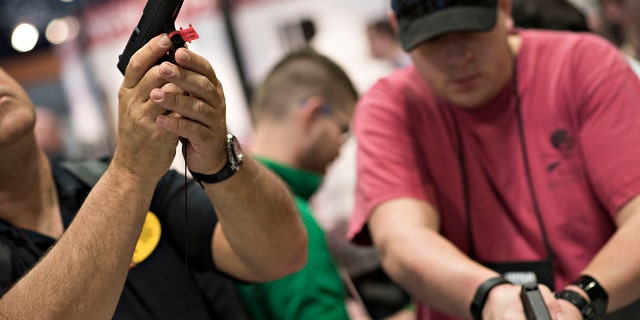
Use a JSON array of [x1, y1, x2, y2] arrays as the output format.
[[521, 283, 552, 320], [117, 0, 185, 75]]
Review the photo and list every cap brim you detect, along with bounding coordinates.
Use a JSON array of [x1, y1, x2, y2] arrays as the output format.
[[399, 6, 497, 51]]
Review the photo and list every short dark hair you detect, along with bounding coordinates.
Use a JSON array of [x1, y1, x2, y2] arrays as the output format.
[[367, 19, 397, 39], [512, 0, 590, 32], [251, 48, 358, 123], [598, 0, 624, 46]]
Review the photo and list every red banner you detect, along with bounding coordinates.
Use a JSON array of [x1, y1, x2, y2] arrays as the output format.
[[81, 0, 217, 47]]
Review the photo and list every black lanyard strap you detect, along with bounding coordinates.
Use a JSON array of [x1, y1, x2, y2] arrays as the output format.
[[451, 57, 554, 264]]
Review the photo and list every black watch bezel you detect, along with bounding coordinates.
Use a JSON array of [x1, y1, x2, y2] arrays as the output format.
[[190, 133, 243, 186], [556, 289, 588, 310], [572, 275, 608, 319], [555, 289, 600, 320]]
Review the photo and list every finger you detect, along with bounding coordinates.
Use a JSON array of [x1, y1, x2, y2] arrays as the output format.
[[553, 312, 567, 320], [123, 59, 180, 106], [158, 61, 223, 109], [130, 65, 172, 104], [174, 48, 219, 86], [164, 48, 224, 103], [160, 82, 186, 95], [539, 286, 565, 319], [156, 114, 216, 145], [157, 83, 186, 119], [122, 34, 174, 89], [151, 87, 223, 121]]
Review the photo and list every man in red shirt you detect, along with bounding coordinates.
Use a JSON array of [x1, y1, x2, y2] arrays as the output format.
[[348, 0, 640, 319]]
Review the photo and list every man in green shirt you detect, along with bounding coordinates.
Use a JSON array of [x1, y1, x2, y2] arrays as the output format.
[[237, 49, 357, 319]]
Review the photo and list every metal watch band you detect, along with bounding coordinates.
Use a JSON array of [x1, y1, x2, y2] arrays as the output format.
[[470, 276, 511, 320]]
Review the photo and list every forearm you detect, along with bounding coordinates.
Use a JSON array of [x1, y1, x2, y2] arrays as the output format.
[[0, 166, 157, 319], [205, 154, 307, 282], [577, 196, 640, 312], [369, 199, 505, 318], [378, 225, 498, 318]]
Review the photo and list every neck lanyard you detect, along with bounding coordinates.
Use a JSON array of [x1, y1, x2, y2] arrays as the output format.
[[450, 59, 554, 263]]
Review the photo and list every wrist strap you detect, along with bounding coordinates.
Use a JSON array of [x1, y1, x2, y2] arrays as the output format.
[[556, 289, 598, 320], [572, 275, 608, 319], [556, 289, 588, 309], [470, 276, 511, 320], [189, 160, 234, 186]]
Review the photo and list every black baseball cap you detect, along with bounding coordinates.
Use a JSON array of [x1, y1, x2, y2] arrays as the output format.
[[392, 0, 498, 51]]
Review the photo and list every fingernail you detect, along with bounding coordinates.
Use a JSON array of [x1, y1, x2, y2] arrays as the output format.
[[161, 64, 174, 76], [150, 90, 163, 100], [159, 35, 171, 47], [178, 50, 189, 62], [555, 313, 565, 320]]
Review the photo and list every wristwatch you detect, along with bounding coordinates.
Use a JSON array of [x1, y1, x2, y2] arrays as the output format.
[[470, 276, 511, 320], [571, 275, 608, 320], [190, 133, 243, 187], [555, 289, 598, 320]]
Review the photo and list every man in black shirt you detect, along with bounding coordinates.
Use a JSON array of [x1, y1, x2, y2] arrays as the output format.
[[0, 34, 307, 319]]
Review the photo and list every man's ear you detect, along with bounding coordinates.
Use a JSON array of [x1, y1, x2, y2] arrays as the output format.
[[499, 0, 514, 31], [388, 10, 400, 35], [505, 15, 514, 32], [298, 96, 325, 131], [601, 0, 623, 25]]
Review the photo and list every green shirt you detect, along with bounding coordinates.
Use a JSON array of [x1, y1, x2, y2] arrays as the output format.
[[237, 158, 349, 320]]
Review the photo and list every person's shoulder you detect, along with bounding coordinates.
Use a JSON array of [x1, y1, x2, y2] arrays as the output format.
[[52, 159, 102, 193], [375, 65, 421, 88], [521, 29, 617, 54], [520, 29, 624, 73], [365, 65, 432, 102]]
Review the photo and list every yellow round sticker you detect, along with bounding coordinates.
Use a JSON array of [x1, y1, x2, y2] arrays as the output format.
[[131, 211, 162, 267]]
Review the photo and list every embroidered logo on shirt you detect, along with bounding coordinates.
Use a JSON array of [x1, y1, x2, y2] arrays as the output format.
[[544, 128, 581, 187], [130, 211, 162, 268], [550, 129, 575, 157]]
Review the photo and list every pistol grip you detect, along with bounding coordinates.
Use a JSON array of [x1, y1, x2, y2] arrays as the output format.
[[163, 33, 186, 65], [521, 283, 552, 320]]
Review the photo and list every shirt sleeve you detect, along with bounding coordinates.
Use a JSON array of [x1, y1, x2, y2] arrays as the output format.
[[151, 171, 217, 271], [348, 75, 435, 244], [572, 35, 640, 216]]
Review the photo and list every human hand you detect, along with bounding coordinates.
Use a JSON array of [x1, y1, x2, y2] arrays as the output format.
[[483, 284, 573, 320], [114, 34, 181, 182], [149, 46, 228, 176], [556, 296, 584, 320]]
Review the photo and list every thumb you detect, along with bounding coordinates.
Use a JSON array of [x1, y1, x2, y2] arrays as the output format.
[[554, 312, 566, 320]]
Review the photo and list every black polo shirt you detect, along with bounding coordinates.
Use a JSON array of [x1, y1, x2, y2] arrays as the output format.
[[0, 162, 248, 319]]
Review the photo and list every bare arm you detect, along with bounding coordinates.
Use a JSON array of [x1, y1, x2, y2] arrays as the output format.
[[369, 198, 498, 318], [150, 46, 307, 282], [207, 154, 307, 282], [565, 195, 640, 313], [0, 167, 158, 320], [0, 34, 187, 319], [369, 198, 566, 319]]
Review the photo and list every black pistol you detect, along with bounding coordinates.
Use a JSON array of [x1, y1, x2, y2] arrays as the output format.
[[117, 0, 185, 75], [521, 283, 552, 320]]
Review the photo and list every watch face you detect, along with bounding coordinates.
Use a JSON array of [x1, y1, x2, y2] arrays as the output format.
[[227, 133, 243, 169]]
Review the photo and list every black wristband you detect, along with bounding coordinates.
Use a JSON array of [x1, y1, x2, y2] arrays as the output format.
[[189, 161, 235, 186], [470, 276, 511, 320], [556, 289, 588, 309], [556, 289, 600, 320], [572, 275, 608, 319]]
